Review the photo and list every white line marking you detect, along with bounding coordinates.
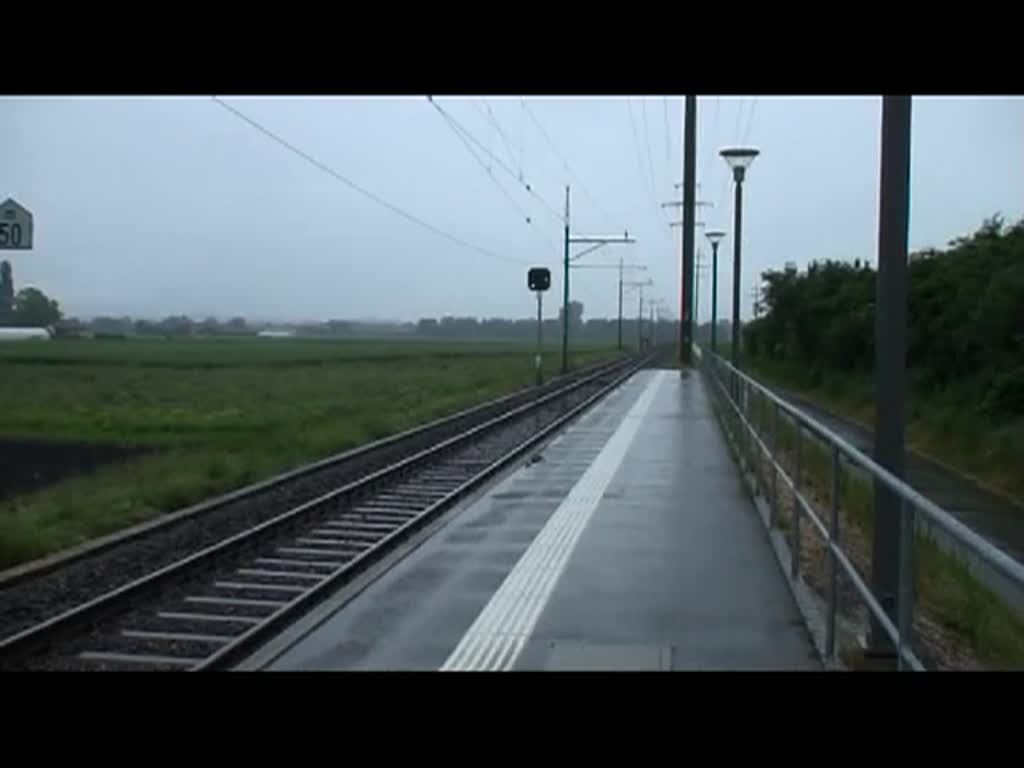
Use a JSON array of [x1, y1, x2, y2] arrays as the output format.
[[441, 370, 666, 672]]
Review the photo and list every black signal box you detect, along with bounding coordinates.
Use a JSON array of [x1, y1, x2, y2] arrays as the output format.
[[528, 267, 551, 292]]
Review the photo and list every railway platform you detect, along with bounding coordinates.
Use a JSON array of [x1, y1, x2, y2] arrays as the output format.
[[242, 367, 822, 671]]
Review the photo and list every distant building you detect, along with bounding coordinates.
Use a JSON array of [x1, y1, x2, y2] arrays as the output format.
[[0, 327, 52, 341], [257, 329, 294, 338]]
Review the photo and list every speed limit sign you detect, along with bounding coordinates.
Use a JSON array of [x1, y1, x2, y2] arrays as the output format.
[[0, 198, 33, 250]]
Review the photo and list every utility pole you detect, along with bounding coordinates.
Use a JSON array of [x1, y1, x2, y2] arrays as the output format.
[[571, 260, 646, 352], [623, 278, 652, 352], [561, 186, 570, 374], [669, 213, 708, 319], [751, 284, 762, 319], [528, 267, 551, 385], [618, 257, 624, 350], [694, 255, 709, 343], [869, 95, 913, 660], [680, 95, 697, 367], [665, 191, 712, 334], [638, 289, 643, 350], [671, 180, 704, 346], [536, 289, 544, 382], [561, 189, 636, 371]]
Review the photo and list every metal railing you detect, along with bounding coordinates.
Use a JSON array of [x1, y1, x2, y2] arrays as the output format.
[[697, 347, 1024, 671]]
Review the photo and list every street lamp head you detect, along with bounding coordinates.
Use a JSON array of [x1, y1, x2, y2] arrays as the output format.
[[705, 229, 727, 246], [720, 147, 760, 182]]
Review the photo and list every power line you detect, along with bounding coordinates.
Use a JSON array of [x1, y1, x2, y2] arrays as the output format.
[[627, 98, 656, 201], [622, 99, 671, 252], [431, 100, 519, 182], [713, 97, 759, 228], [626, 98, 647, 191], [626, 99, 674, 252], [486, 101, 523, 177], [715, 175, 731, 229], [741, 97, 759, 145], [467, 101, 499, 171], [709, 96, 721, 208], [430, 98, 564, 226], [733, 97, 747, 145], [640, 98, 660, 197], [714, 97, 744, 223], [521, 99, 619, 228], [439, 108, 523, 215], [210, 96, 527, 268], [519, 97, 526, 185], [475, 99, 521, 178], [434, 104, 560, 259], [663, 97, 672, 179]]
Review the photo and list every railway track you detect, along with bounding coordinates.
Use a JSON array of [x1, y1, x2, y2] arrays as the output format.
[[0, 353, 649, 671]]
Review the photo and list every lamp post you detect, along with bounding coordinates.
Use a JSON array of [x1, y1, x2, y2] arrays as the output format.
[[705, 230, 726, 353], [719, 147, 759, 366]]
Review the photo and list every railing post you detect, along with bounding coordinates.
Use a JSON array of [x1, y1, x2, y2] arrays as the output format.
[[761, 392, 768, 495], [738, 376, 747, 470], [730, 365, 740, 456], [748, 383, 758, 494], [791, 423, 803, 580], [722, 361, 736, 454], [740, 380, 748, 480], [826, 445, 841, 661], [771, 401, 779, 529], [898, 498, 915, 670], [753, 389, 761, 486]]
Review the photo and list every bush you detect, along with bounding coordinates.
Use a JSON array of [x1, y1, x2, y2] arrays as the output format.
[[747, 214, 1024, 424]]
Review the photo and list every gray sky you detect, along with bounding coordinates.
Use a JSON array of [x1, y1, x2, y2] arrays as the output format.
[[3, 95, 1022, 324]]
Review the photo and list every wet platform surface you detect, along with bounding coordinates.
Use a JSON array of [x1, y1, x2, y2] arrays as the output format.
[[258, 368, 821, 671]]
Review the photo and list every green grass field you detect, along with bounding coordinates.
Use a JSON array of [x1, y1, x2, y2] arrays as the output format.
[[0, 337, 622, 569], [0, 335, 597, 369]]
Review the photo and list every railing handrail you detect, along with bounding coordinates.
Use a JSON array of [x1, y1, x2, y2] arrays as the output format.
[[705, 350, 1024, 591], [698, 345, 1024, 670]]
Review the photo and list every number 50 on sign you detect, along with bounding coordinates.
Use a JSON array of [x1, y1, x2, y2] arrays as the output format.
[[0, 198, 34, 250]]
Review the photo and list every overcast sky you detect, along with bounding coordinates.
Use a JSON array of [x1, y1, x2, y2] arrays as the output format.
[[3, 95, 1021, 324]]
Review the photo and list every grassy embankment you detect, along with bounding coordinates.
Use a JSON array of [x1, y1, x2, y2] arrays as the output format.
[[0, 337, 620, 569], [742, 355, 1024, 506]]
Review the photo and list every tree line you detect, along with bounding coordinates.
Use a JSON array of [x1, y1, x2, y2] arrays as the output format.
[[414, 302, 681, 344], [0, 261, 62, 328], [1, 262, 684, 346], [743, 214, 1024, 418]]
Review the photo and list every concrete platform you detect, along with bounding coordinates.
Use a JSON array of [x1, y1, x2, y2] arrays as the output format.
[[254, 369, 822, 672]]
